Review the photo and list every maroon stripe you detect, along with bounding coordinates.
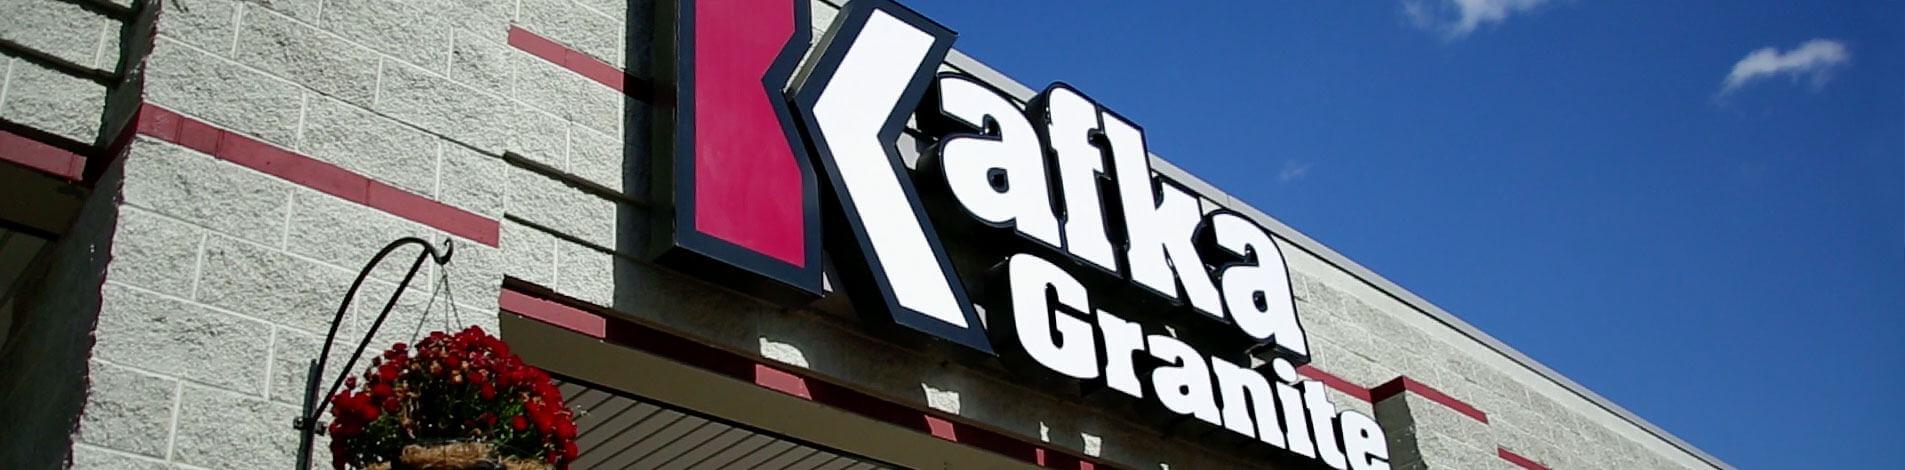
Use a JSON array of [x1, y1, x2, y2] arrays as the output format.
[[0, 127, 85, 180], [1298, 364, 1491, 424], [1297, 364, 1374, 402], [1370, 376, 1489, 424], [505, 26, 571, 72], [508, 26, 643, 97], [498, 289, 606, 338], [752, 364, 814, 400], [1498, 447, 1550, 470], [135, 103, 501, 246], [367, 182, 500, 247]]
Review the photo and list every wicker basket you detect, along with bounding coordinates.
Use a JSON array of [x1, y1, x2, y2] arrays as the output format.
[[362, 442, 554, 470]]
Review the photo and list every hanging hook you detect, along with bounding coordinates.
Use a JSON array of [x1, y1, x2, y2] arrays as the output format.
[[291, 237, 455, 469]]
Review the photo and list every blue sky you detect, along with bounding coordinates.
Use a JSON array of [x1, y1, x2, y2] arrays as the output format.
[[908, 1, 1903, 468]]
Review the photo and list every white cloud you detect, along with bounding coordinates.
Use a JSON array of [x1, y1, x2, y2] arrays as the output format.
[[1404, 0, 1554, 38], [1277, 161, 1313, 183], [1719, 39, 1851, 95]]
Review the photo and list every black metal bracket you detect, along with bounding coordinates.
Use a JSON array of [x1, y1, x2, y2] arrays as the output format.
[[290, 237, 455, 470]]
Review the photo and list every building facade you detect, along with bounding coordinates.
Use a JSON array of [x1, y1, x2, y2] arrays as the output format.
[[0, 0, 1730, 468]]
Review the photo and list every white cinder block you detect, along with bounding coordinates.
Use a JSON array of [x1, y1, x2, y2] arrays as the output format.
[[170, 385, 300, 469], [105, 207, 206, 296], [424, 0, 515, 45], [450, 30, 514, 96], [73, 361, 178, 458], [298, 96, 440, 195], [69, 444, 170, 470], [233, 6, 381, 107], [507, 51, 625, 136], [504, 165, 618, 251], [194, 236, 355, 334], [267, 327, 327, 407], [439, 144, 507, 217], [374, 60, 509, 152], [121, 138, 294, 245], [0, 59, 106, 142], [315, 0, 451, 71], [145, 39, 306, 146], [0, 0, 117, 68], [565, 123, 628, 194], [157, 0, 240, 50], [553, 239, 615, 307], [284, 187, 435, 273], [507, 104, 573, 171], [436, 235, 503, 312], [500, 219, 559, 288], [570, 0, 634, 24], [94, 283, 272, 394], [516, 0, 626, 70]]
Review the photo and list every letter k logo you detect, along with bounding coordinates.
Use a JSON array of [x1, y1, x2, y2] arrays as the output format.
[[655, 0, 991, 353]]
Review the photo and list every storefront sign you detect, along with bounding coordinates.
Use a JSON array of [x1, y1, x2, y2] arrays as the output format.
[[650, 1, 1389, 468]]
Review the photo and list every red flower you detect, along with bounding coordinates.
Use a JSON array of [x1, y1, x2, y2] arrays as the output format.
[[328, 327, 577, 469], [375, 363, 399, 383]]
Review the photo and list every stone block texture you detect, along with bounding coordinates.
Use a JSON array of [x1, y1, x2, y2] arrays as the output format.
[[4, 0, 1722, 468], [1, 58, 109, 142], [0, 0, 129, 146]]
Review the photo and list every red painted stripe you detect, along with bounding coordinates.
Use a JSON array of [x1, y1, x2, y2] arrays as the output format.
[[134, 104, 500, 247], [1297, 365, 1373, 402], [508, 26, 629, 94], [135, 105, 182, 141], [924, 415, 958, 442], [0, 128, 86, 180], [565, 49, 627, 92], [176, 117, 222, 155], [217, 129, 370, 203], [1371, 376, 1489, 423], [753, 364, 813, 399], [498, 289, 607, 338], [1296, 364, 1491, 424], [367, 182, 500, 246], [1498, 447, 1549, 470], [496, 282, 1110, 470], [505, 26, 570, 69]]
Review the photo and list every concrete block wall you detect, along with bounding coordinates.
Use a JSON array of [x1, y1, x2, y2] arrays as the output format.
[[0, 0, 119, 143], [74, 135, 503, 468], [63, 0, 554, 466], [0, 1, 139, 468], [11, 0, 1727, 468]]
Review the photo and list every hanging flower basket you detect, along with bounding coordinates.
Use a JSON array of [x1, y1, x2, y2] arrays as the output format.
[[326, 326, 580, 469]]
